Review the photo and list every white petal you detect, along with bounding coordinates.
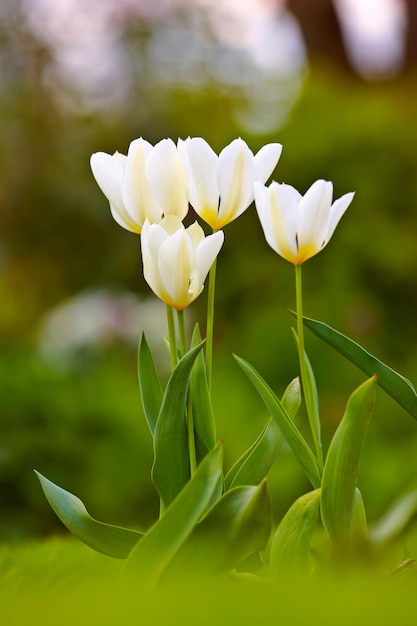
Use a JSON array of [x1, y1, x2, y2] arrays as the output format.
[[325, 191, 355, 243], [179, 137, 219, 227], [186, 220, 205, 250], [297, 180, 333, 253], [146, 139, 189, 221], [158, 228, 192, 307], [122, 138, 162, 227], [217, 138, 255, 227], [268, 183, 300, 261], [253, 143, 282, 183], [90, 152, 140, 233], [195, 230, 224, 285]]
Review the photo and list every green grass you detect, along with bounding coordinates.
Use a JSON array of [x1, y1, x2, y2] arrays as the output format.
[[1, 537, 417, 626]]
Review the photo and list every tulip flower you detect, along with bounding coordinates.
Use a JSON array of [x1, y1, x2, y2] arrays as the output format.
[[140, 216, 224, 311], [178, 137, 282, 230], [90, 138, 189, 234], [254, 179, 354, 265]]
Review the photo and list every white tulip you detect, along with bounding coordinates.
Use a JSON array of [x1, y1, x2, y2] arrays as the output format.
[[140, 216, 224, 310], [178, 137, 282, 229], [254, 179, 354, 265], [90, 138, 189, 233]]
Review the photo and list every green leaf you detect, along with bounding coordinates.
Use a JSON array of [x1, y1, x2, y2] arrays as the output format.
[[152, 341, 205, 512], [321, 376, 376, 542], [224, 377, 301, 490], [137, 332, 163, 436], [162, 480, 271, 579], [124, 444, 223, 586], [269, 489, 321, 578], [296, 313, 417, 421], [234, 355, 321, 489], [370, 489, 417, 545], [190, 324, 216, 459], [291, 328, 322, 461], [35, 471, 142, 559]]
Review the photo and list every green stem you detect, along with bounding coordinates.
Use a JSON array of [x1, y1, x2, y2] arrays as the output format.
[[166, 304, 178, 371], [295, 264, 323, 471], [177, 309, 187, 357], [206, 254, 217, 393], [177, 309, 197, 477]]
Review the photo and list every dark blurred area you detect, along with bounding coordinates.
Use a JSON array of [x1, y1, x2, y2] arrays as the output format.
[[2, 0, 417, 541]]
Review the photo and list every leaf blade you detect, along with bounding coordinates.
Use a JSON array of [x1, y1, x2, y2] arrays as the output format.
[[162, 481, 271, 578], [225, 377, 301, 490], [269, 489, 321, 578], [137, 332, 164, 436], [297, 313, 417, 420], [124, 443, 223, 586], [234, 355, 321, 489], [152, 341, 205, 511], [321, 376, 376, 541], [35, 471, 142, 559]]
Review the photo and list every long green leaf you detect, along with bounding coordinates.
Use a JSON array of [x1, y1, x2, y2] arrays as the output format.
[[224, 377, 301, 490], [291, 328, 322, 465], [370, 489, 417, 545], [35, 471, 142, 559], [124, 444, 223, 586], [137, 332, 164, 436], [190, 324, 216, 459], [234, 355, 321, 489], [297, 313, 417, 421], [269, 489, 321, 578], [152, 341, 205, 512], [162, 480, 271, 579], [321, 376, 376, 541]]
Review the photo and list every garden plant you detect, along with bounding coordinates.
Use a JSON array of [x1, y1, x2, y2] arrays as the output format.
[[35, 135, 417, 588]]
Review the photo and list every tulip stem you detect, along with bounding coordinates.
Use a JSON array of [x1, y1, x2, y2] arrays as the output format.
[[177, 309, 197, 476], [166, 304, 178, 371], [295, 264, 323, 472], [206, 255, 217, 393], [177, 309, 187, 356]]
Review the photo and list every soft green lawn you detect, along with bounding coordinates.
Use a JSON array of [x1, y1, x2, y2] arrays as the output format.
[[1, 537, 417, 626]]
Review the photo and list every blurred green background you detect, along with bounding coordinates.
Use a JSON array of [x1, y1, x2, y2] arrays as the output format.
[[2, 0, 417, 543]]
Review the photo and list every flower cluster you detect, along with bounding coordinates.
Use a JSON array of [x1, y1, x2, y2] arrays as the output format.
[[91, 136, 353, 308]]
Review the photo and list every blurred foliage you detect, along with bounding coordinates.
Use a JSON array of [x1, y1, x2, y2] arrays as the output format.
[[2, 3, 417, 541]]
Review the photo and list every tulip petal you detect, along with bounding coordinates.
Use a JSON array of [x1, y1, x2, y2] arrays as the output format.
[[91, 152, 141, 233], [297, 180, 333, 258], [122, 138, 162, 227], [196, 231, 224, 285], [326, 192, 355, 243], [179, 138, 220, 227], [253, 143, 282, 183], [147, 139, 189, 221], [217, 138, 255, 227], [158, 229, 193, 309]]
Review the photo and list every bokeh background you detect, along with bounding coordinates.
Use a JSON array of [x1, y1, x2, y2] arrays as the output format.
[[2, 0, 417, 542]]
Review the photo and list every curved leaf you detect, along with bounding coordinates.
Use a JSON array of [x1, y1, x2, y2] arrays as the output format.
[[270, 489, 321, 578], [162, 480, 271, 579], [234, 355, 321, 489], [296, 313, 417, 421], [138, 332, 164, 435], [124, 443, 223, 586], [35, 471, 142, 559], [321, 376, 376, 542], [370, 489, 417, 545], [190, 324, 216, 458], [152, 341, 205, 512], [291, 328, 322, 467], [225, 378, 301, 490]]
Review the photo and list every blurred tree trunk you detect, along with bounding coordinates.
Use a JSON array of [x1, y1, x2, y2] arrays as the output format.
[[286, 0, 354, 74], [404, 0, 417, 65]]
